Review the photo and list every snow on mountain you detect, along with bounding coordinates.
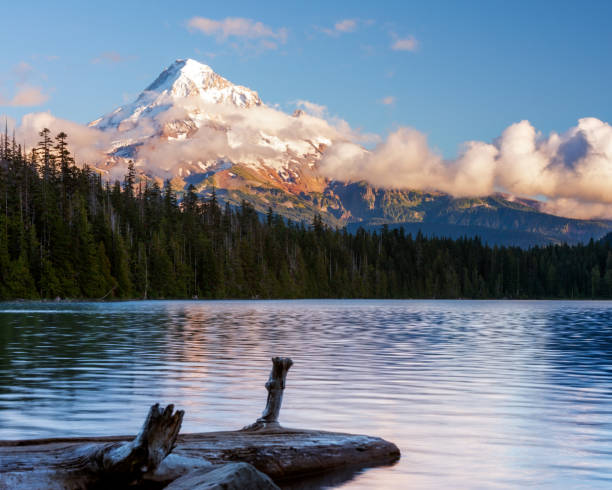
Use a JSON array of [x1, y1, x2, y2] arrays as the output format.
[[80, 58, 612, 245], [89, 59, 261, 132], [89, 59, 333, 186]]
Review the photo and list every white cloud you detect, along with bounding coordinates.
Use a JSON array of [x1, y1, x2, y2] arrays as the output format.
[[126, 98, 357, 177], [319, 127, 487, 195], [391, 35, 418, 52], [187, 17, 288, 51], [15, 112, 111, 163], [291, 100, 378, 145], [295, 100, 327, 118], [320, 18, 360, 37], [318, 117, 612, 218], [380, 96, 396, 106], [11, 94, 362, 178], [10, 73, 612, 220], [1, 85, 49, 107], [334, 19, 357, 33]]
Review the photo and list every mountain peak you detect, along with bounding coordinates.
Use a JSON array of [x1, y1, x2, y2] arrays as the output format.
[[90, 58, 261, 130], [174, 58, 210, 68], [152, 58, 262, 106], [174, 58, 213, 71], [146, 58, 215, 94]]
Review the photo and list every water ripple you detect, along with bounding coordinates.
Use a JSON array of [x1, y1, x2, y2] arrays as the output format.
[[1, 299, 612, 488]]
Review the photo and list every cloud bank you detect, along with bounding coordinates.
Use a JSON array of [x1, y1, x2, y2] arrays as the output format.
[[295, 100, 327, 118], [319, 117, 612, 219], [6, 98, 612, 219], [129, 97, 358, 175], [14, 112, 111, 163]]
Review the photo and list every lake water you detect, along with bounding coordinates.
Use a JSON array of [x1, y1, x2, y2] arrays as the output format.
[[1, 300, 612, 488]]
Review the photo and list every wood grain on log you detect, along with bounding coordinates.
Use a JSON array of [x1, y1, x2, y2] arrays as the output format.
[[0, 357, 401, 489], [0, 429, 399, 488], [0, 403, 184, 489], [88, 402, 183, 476]]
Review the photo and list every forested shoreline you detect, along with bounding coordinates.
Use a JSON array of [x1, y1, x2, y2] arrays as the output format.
[[1, 129, 612, 300]]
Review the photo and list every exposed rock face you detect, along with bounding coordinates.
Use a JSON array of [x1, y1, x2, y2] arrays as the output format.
[[165, 463, 279, 490]]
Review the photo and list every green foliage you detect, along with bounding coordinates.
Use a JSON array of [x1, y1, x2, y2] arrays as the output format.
[[1, 128, 612, 300]]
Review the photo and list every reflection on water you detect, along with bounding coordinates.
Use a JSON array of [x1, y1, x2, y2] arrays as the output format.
[[1, 300, 612, 488]]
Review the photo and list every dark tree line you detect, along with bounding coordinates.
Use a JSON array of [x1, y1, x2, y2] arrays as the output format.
[[1, 128, 612, 300]]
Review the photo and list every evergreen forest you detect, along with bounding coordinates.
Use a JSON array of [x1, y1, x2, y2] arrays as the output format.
[[1, 129, 612, 300]]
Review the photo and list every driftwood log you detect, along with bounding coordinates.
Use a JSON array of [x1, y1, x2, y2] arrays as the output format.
[[0, 357, 400, 489], [0, 404, 184, 490]]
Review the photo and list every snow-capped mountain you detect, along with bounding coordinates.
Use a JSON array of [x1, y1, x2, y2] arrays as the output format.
[[87, 59, 612, 246], [89, 58, 332, 191], [90, 59, 262, 132]]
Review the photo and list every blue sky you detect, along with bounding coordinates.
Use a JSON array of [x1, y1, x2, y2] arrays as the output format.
[[1, 0, 611, 157]]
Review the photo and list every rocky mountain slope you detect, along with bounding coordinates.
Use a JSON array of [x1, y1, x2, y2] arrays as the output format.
[[89, 59, 612, 246]]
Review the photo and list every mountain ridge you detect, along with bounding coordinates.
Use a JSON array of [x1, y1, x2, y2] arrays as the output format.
[[88, 59, 612, 246]]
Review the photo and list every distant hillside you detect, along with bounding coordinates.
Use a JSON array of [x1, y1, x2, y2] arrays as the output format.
[[198, 180, 612, 248], [601, 232, 612, 245], [86, 59, 612, 248], [2, 143, 612, 300], [339, 185, 612, 247], [346, 223, 555, 248], [326, 184, 612, 246]]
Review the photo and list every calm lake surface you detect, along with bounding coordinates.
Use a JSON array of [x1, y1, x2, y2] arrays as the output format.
[[1, 300, 612, 488]]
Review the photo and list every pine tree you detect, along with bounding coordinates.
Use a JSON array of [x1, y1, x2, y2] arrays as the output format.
[[37, 128, 55, 180], [123, 161, 136, 198], [1, 127, 612, 301]]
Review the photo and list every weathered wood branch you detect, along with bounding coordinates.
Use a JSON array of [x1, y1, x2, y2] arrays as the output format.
[[101, 402, 183, 474], [70, 403, 183, 477], [0, 357, 400, 489], [243, 357, 293, 431]]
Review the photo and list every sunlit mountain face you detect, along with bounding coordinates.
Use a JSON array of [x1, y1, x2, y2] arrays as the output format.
[[87, 59, 612, 246]]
